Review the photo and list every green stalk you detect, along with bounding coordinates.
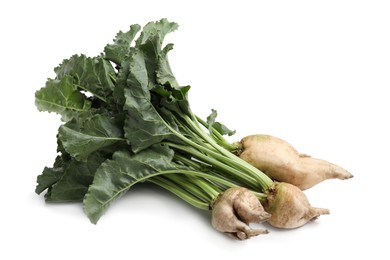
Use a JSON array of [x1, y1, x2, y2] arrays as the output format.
[[173, 153, 204, 169], [164, 174, 213, 202], [188, 177, 220, 198], [157, 92, 273, 192], [150, 171, 267, 211], [183, 114, 273, 190], [161, 112, 258, 191], [165, 174, 220, 202], [164, 116, 273, 191], [153, 169, 241, 193], [165, 142, 259, 190], [196, 115, 239, 152], [149, 177, 209, 210], [173, 153, 240, 190], [149, 169, 237, 210], [146, 168, 236, 210]]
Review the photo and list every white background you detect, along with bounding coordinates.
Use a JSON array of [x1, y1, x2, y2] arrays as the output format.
[[1, 0, 389, 259]]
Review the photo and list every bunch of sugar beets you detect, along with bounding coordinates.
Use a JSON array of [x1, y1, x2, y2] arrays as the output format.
[[35, 19, 353, 240]]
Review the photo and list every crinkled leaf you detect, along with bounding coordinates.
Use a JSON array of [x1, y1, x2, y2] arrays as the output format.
[[207, 109, 236, 136], [136, 19, 179, 49], [83, 144, 176, 224], [46, 152, 107, 202], [35, 75, 91, 121], [35, 155, 69, 195], [109, 60, 130, 108], [104, 24, 141, 65], [156, 43, 179, 88], [123, 49, 172, 153], [155, 34, 191, 116], [122, 19, 189, 153], [36, 168, 63, 195], [157, 84, 191, 116], [135, 19, 179, 90], [54, 55, 115, 102], [59, 114, 124, 161]]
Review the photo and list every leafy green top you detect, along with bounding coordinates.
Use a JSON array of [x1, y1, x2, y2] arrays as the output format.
[[35, 19, 198, 223], [35, 19, 270, 225]]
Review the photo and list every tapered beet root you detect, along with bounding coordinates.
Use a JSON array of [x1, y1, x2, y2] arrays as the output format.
[[264, 182, 329, 228], [211, 187, 271, 240], [237, 134, 353, 190]]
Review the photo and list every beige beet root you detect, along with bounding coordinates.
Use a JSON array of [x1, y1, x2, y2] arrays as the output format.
[[238, 134, 353, 190], [265, 182, 330, 228], [211, 187, 271, 240]]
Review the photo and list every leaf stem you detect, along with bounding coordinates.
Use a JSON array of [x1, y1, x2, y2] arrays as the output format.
[[165, 142, 258, 190], [149, 177, 209, 210], [196, 115, 239, 152], [182, 114, 274, 191]]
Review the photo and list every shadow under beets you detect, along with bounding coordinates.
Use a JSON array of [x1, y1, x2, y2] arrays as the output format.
[[35, 181, 213, 227], [118, 181, 212, 226]]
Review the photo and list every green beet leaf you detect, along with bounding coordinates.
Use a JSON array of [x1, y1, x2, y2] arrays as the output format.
[[83, 144, 176, 224], [58, 114, 124, 161], [136, 19, 179, 51], [35, 153, 72, 195], [104, 24, 141, 65], [123, 48, 172, 153], [206, 109, 236, 136], [35, 19, 249, 224], [135, 19, 179, 88], [156, 43, 179, 88], [46, 152, 107, 202], [54, 55, 116, 103], [122, 19, 188, 153], [36, 167, 63, 195], [35, 75, 91, 121], [155, 43, 192, 116]]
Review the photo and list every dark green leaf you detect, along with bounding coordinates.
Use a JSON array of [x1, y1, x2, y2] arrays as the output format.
[[135, 19, 179, 91], [47, 152, 108, 202], [207, 109, 236, 136], [36, 167, 63, 195], [156, 43, 179, 88], [59, 114, 124, 161], [36, 153, 72, 195], [123, 49, 172, 153], [154, 31, 191, 116], [35, 75, 91, 121], [55, 55, 116, 102], [109, 60, 130, 108], [121, 19, 190, 153], [83, 144, 176, 224], [104, 24, 141, 65], [136, 19, 179, 50]]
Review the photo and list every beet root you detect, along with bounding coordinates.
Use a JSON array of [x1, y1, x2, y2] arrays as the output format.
[[211, 187, 271, 240], [264, 182, 330, 229], [238, 134, 353, 190]]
